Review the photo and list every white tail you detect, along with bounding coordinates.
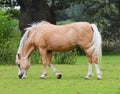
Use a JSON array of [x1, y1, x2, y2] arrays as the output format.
[[89, 24, 102, 62]]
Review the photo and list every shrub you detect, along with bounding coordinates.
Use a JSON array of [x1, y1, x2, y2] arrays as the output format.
[[57, 20, 74, 25], [0, 10, 18, 64], [30, 49, 78, 65], [30, 50, 41, 64], [53, 49, 78, 64]]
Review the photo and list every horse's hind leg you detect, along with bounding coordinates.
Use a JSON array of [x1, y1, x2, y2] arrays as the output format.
[[85, 53, 93, 80], [47, 51, 62, 79], [93, 57, 102, 80]]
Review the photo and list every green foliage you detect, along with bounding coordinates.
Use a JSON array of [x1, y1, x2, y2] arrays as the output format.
[[66, 4, 85, 21], [30, 49, 78, 65], [0, 10, 19, 64], [53, 49, 78, 64], [0, 11, 12, 43], [6, 8, 20, 19], [57, 20, 74, 25], [30, 50, 41, 64]]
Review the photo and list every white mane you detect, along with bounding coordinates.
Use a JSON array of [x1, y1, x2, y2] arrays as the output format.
[[16, 21, 49, 62], [25, 21, 50, 32]]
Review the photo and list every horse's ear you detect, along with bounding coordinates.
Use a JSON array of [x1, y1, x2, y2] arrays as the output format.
[[17, 54, 21, 59]]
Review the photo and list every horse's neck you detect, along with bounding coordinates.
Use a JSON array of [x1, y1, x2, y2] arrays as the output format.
[[21, 40, 34, 59]]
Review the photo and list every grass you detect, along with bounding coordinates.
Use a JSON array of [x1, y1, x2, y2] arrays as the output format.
[[0, 55, 120, 94]]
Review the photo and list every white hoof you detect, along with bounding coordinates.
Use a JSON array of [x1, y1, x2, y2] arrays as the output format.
[[97, 72, 102, 80], [85, 74, 92, 80], [40, 73, 47, 79], [40, 76, 46, 79]]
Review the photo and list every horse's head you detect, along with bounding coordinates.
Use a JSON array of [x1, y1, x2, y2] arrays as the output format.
[[16, 54, 30, 79]]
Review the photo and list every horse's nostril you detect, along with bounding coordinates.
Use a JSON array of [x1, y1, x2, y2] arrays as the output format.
[[18, 73, 24, 79]]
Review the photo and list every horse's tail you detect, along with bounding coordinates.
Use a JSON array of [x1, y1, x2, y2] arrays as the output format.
[[88, 24, 102, 63]]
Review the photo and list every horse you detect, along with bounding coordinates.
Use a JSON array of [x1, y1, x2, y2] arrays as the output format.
[[16, 21, 102, 80]]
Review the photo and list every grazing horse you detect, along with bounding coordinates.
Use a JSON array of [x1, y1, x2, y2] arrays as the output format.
[[16, 21, 102, 80]]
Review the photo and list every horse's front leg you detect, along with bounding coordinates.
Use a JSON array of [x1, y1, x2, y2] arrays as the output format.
[[39, 48, 47, 79], [47, 51, 62, 79]]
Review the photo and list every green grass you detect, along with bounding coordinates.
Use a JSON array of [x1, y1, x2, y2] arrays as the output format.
[[0, 55, 120, 94]]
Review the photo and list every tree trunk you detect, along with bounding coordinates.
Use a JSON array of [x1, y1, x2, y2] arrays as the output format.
[[17, 0, 56, 36]]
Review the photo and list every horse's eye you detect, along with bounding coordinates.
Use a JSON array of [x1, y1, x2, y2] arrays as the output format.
[[17, 64, 20, 67]]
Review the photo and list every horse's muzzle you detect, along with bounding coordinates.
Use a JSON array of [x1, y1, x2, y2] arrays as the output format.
[[18, 72, 24, 79], [18, 70, 27, 79]]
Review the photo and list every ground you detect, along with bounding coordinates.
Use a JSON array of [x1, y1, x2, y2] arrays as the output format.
[[0, 55, 120, 94]]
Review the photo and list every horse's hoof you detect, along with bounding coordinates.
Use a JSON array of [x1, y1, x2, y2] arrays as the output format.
[[40, 73, 47, 79], [85, 75, 92, 80], [57, 74, 62, 79], [85, 77, 90, 80], [97, 78, 102, 80], [40, 77, 46, 79], [40, 75, 46, 79]]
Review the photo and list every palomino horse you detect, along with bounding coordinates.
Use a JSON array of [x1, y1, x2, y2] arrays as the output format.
[[16, 21, 102, 80]]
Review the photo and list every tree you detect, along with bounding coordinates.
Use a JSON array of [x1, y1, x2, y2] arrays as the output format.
[[0, 0, 78, 35], [16, 0, 51, 35]]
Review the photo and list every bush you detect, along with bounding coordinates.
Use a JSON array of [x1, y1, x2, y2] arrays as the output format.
[[30, 49, 78, 65], [57, 20, 74, 25], [0, 10, 19, 64], [30, 50, 41, 64], [53, 49, 78, 64]]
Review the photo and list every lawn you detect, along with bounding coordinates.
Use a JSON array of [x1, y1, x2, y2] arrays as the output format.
[[0, 55, 120, 94]]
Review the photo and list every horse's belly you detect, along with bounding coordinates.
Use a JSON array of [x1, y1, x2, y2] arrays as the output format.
[[47, 43, 74, 52]]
